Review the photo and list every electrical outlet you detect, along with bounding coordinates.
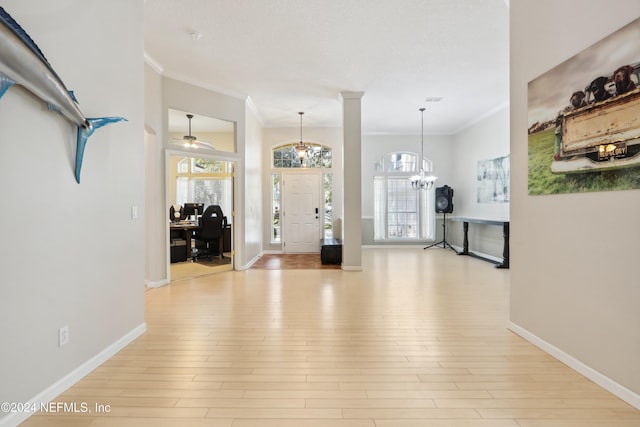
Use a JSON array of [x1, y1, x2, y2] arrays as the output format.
[[58, 325, 69, 347]]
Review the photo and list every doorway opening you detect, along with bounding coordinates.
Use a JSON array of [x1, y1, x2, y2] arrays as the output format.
[[165, 109, 237, 282], [167, 155, 235, 281]]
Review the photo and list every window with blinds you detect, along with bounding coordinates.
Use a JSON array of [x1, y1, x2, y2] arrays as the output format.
[[373, 152, 435, 241]]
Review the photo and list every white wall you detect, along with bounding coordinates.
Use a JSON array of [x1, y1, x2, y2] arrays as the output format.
[[143, 67, 266, 276], [450, 107, 510, 220], [243, 104, 264, 266], [511, 0, 640, 406], [144, 63, 166, 286], [448, 106, 510, 257], [144, 127, 166, 286], [158, 77, 252, 268], [168, 131, 235, 152], [360, 133, 454, 245], [0, 2, 145, 425]]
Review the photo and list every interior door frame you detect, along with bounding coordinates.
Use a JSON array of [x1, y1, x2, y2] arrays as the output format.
[[164, 149, 238, 281], [281, 171, 323, 253]]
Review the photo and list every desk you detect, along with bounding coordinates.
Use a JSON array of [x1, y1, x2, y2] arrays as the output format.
[[169, 222, 199, 263], [450, 217, 509, 269]]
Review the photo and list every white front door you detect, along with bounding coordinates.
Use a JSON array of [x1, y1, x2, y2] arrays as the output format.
[[282, 172, 321, 253]]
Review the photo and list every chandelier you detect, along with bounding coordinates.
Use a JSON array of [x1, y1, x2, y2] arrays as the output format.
[[295, 112, 307, 162], [410, 107, 437, 190]]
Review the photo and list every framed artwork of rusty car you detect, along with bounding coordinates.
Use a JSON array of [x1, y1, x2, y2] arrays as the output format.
[[527, 17, 640, 195]]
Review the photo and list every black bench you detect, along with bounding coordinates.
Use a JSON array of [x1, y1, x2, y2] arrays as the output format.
[[321, 238, 342, 264]]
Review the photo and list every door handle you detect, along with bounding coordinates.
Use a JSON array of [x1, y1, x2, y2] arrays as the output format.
[[315, 208, 319, 214]]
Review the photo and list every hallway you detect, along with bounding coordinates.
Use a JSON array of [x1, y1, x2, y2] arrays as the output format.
[[22, 248, 640, 426]]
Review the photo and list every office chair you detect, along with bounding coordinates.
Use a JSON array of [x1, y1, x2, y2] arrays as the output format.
[[192, 205, 227, 261]]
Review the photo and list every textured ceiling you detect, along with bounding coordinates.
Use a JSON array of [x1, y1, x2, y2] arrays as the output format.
[[145, 0, 509, 134]]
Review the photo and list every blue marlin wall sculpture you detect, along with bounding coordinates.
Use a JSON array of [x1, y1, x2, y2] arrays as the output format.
[[0, 6, 126, 183]]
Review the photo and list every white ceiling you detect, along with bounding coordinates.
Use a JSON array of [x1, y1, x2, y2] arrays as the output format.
[[145, 0, 509, 135]]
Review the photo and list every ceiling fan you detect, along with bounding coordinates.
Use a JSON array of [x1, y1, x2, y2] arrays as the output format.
[[170, 114, 215, 150]]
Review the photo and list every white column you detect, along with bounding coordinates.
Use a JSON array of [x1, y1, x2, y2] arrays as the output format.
[[340, 91, 364, 271]]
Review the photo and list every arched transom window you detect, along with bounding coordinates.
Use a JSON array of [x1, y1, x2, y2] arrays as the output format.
[[273, 143, 332, 169]]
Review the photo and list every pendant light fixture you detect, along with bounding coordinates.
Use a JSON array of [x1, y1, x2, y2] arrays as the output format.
[[183, 114, 197, 147], [295, 111, 307, 163], [410, 107, 437, 190]]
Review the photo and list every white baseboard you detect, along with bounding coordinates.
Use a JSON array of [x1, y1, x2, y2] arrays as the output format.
[[448, 244, 503, 263], [361, 245, 502, 264], [145, 278, 169, 288], [362, 244, 428, 249], [508, 321, 640, 410], [237, 252, 264, 270], [0, 323, 147, 427]]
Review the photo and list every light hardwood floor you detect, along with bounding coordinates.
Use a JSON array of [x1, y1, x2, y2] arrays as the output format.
[[22, 248, 640, 426]]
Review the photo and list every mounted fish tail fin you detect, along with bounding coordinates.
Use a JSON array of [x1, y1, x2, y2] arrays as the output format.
[[0, 73, 15, 99], [75, 116, 127, 183]]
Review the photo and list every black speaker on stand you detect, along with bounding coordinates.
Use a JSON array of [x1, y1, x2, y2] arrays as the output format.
[[425, 185, 457, 253]]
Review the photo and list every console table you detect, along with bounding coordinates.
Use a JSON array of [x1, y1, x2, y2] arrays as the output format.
[[450, 217, 510, 269]]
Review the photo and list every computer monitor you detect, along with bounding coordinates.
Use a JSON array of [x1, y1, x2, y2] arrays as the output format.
[[182, 203, 205, 220]]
